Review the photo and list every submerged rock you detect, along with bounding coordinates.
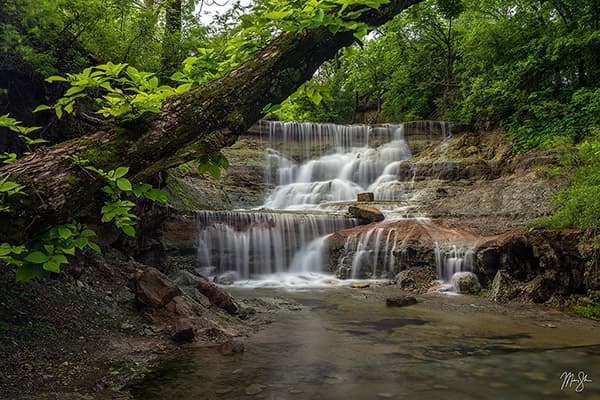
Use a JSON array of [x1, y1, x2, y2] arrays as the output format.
[[348, 205, 384, 225], [451, 272, 481, 294], [245, 384, 264, 395], [132, 267, 182, 308], [386, 295, 417, 307], [217, 340, 245, 356]]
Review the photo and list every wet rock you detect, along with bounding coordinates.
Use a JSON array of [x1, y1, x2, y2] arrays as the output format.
[[350, 282, 370, 288], [217, 340, 245, 355], [196, 279, 238, 315], [245, 384, 264, 395], [172, 270, 205, 287], [214, 272, 236, 286], [172, 318, 195, 342], [489, 270, 518, 302], [132, 267, 182, 308], [524, 274, 556, 303], [348, 205, 384, 225], [394, 270, 416, 291], [451, 272, 481, 294], [357, 192, 374, 202], [165, 295, 195, 316], [386, 295, 417, 307]]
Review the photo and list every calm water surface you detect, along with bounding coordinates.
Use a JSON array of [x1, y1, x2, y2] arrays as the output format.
[[128, 287, 600, 399]]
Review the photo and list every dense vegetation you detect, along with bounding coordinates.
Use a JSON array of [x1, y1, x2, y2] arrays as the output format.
[[0, 0, 599, 279], [275, 0, 600, 249]]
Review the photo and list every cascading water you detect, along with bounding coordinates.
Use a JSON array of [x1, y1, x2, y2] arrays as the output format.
[[262, 121, 413, 210], [196, 211, 356, 280], [434, 243, 475, 282], [194, 120, 472, 287]]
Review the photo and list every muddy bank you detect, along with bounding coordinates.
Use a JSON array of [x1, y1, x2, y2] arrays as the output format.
[[0, 246, 265, 400]]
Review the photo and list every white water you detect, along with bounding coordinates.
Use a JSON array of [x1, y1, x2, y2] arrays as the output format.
[[434, 243, 475, 282], [195, 120, 476, 287], [262, 121, 413, 210], [196, 211, 356, 280]]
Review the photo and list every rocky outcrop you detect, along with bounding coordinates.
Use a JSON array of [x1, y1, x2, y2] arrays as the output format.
[[196, 279, 238, 315], [132, 267, 182, 308], [451, 272, 481, 294], [348, 205, 385, 224], [327, 219, 479, 279], [394, 267, 437, 293]]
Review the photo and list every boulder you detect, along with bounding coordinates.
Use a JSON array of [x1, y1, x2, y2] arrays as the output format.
[[214, 272, 236, 286], [395, 270, 416, 290], [133, 267, 182, 308], [451, 272, 481, 294], [357, 192, 374, 202], [350, 282, 370, 288], [489, 270, 518, 302], [217, 340, 245, 355], [196, 279, 238, 315], [348, 205, 384, 225], [386, 295, 417, 307], [172, 318, 195, 342], [172, 270, 205, 287]]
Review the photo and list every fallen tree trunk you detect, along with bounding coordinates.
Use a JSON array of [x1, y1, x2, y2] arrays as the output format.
[[0, 0, 422, 243]]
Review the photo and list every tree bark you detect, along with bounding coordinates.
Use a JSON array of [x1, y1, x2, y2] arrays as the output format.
[[0, 0, 423, 243]]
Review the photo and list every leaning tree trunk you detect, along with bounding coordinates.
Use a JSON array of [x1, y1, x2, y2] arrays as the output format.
[[0, 0, 422, 243]]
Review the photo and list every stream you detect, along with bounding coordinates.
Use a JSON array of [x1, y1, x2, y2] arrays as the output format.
[[128, 121, 599, 399], [127, 287, 600, 399]]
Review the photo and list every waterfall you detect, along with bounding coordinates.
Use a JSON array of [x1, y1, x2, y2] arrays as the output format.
[[196, 211, 356, 279], [193, 120, 466, 287], [335, 224, 400, 279], [434, 243, 475, 283], [262, 121, 413, 209]]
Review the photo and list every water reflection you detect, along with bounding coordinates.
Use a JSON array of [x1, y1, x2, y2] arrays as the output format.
[[127, 289, 600, 400]]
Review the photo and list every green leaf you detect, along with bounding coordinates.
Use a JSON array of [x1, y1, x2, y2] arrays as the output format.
[[121, 225, 136, 237], [43, 260, 60, 273], [24, 251, 49, 264], [52, 254, 68, 265], [46, 75, 69, 83], [33, 104, 53, 113], [87, 241, 102, 254], [73, 238, 88, 249], [0, 244, 12, 257], [80, 229, 96, 238], [62, 247, 76, 255], [16, 264, 47, 281], [112, 166, 129, 179], [263, 10, 291, 20], [58, 226, 71, 240], [116, 178, 132, 191]]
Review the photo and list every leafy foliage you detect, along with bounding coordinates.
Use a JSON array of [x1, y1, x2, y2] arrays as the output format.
[[0, 222, 101, 282], [38, 63, 190, 121], [65, 157, 168, 237]]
